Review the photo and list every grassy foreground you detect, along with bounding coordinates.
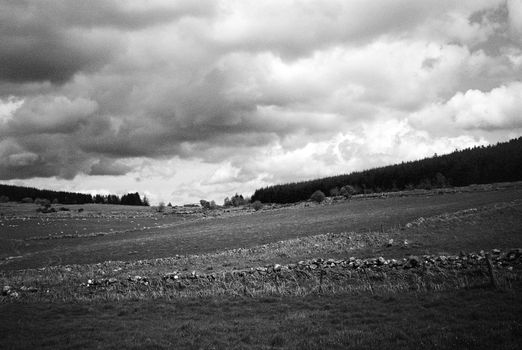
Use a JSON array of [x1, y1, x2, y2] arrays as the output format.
[[1, 285, 521, 349]]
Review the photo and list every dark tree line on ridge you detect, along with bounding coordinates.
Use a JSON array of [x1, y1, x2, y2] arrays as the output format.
[[0, 184, 149, 206], [251, 136, 522, 204]]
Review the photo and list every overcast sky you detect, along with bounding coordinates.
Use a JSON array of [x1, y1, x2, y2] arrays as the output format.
[[1, 0, 522, 205]]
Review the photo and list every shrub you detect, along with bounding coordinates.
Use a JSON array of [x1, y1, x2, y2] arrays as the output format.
[[224, 194, 246, 207], [329, 187, 340, 196], [36, 206, 56, 214], [35, 198, 51, 206], [340, 185, 357, 198], [157, 202, 165, 213], [252, 200, 263, 211], [231, 194, 246, 207], [21, 197, 33, 204], [201, 200, 217, 210], [310, 190, 325, 203], [0, 195, 9, 203]]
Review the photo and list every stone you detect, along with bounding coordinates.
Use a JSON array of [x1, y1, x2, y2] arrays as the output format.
[[387, 239, 394, 247], [405, 256, 420, 268], [492, 249, 501, 255], [507, 249, 521, 260], [2, 285, 12, 296], [274, 264, 282, 272]]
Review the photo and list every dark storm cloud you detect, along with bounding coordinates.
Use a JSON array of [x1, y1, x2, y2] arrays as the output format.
[[0, 96, 98, 136], [0, 0, 214, 84], [0, 134, 89, 180], [88, 158, 132, 176]]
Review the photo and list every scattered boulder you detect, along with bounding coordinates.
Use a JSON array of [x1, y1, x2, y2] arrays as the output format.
[[2, 285, 19, 298], [128, 275, 149, 285], [2, 285, 12, 295], [405, 256, 420, 269]]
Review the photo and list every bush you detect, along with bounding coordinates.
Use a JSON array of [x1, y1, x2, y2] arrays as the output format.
[[329, 187, 340, 196], [201, 200, 217, 210], [0, 195, 9, 203], [340, 185, 357, 198], [252, 200, 263, 211], [36, 206, 56, 214], [310, 190, 325, 203], [21, 197, 33, 203], [224, 194, 246, 207], [157, 202, 165, 213], [231, 194, 246, 207], [35, 198, 51, 206]]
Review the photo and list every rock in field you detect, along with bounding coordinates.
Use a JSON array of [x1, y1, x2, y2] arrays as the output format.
[[405, 256, 420, 268]]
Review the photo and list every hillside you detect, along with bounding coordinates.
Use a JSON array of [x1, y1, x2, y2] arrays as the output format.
[[252, 137, 522, 204]]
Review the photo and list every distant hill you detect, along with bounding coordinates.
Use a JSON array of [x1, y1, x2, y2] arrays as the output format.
[[0, 184, 148, 206], [251, 136, 522, 204]]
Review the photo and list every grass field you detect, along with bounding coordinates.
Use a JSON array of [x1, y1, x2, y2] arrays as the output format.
[[2, 186, 522, 270], [2, 286, 522, 349], [1, 184, 522, 349]]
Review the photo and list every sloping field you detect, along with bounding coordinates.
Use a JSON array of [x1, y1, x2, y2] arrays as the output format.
[[1, 188, 522, 270], [1, 186, 522, 349]]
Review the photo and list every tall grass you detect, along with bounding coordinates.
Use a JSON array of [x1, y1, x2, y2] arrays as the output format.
[[2, 263, 520, 303]]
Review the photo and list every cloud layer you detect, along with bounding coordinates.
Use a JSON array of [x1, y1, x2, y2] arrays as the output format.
[[1, 0, 522, 203]]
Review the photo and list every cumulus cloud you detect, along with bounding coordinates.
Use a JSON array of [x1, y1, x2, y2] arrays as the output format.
[[411, 82, 522, 134], [0, 0, 521, 202]]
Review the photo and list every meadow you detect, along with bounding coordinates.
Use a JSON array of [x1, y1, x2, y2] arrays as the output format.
[[1, 183, 522, 349]]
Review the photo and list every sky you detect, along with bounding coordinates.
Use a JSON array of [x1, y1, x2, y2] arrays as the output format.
[[1, 0, 522, 205]]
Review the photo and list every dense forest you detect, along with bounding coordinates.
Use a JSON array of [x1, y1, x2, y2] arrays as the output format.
[[0, 184, 149, 206], [251, 137, 522, 204]]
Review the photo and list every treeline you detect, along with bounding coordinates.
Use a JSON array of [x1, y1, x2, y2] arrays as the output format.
[[251, 137, 522, 204], [0, 184, 149, 206]]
